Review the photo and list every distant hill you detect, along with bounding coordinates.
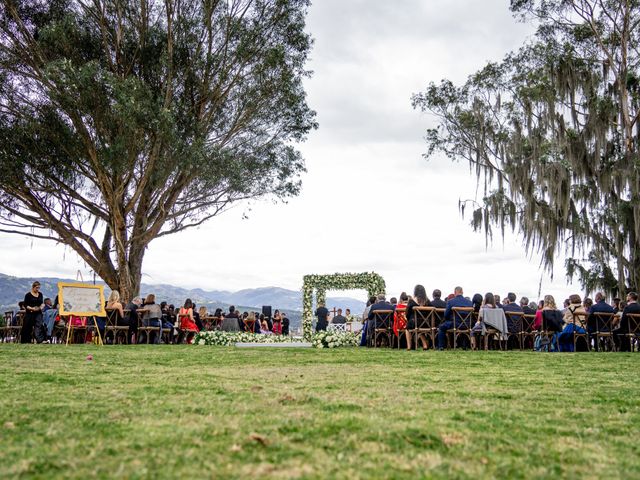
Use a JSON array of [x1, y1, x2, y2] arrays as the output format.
[[0, 273, 366, 332]]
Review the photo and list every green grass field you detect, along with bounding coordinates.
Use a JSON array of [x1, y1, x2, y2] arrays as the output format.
[[0, 346, 638, 479]]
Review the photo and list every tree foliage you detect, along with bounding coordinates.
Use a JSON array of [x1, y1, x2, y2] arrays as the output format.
[[0, 0, 316, 299], [413, 0, 640, 296]]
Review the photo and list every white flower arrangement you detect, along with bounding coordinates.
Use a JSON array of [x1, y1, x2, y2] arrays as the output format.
[[310, 331, 360, 349], [192, 330, 359, 349], [193, 331, 296, 346]]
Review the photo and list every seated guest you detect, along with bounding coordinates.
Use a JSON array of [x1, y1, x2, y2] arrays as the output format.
[[42, 297, 57, 342], [281, 312, 290, 336], [471, 294, 483, 313], [360, 296, 377, 347], [586, 292, 614, 348], [125, 296, 142, 343], [583, 297, 593, 314], [615, 292, 640, 351], [494, 294, 503, 308], [392, 293, 409, 341], [437, 286, 473, 350], [244, 311, 258, 333], [142, 294, 163, 344], [558, 294, 587, 352], [612, 297, 622, 314], [367, 294, 395, 346], [105, 290, 126, 344], [471, 292, 498, 351], [198, 306, 210, 331], [502, 292, 523, 334], [520, 297, 536, 314], [224, 305, 241, 331], [192, 303, 204, 331], [430, 290, 446, 309], [404, 284, 431, 350], [332, 308, 347, 324], [178, 298, 200, 343], [532, 295, 563, 350]]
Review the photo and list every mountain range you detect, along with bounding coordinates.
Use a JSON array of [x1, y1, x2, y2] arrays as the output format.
[[0, 273, 366, 331]]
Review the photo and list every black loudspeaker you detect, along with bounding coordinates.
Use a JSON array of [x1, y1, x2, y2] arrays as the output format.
[[262, 305, 272, 318]]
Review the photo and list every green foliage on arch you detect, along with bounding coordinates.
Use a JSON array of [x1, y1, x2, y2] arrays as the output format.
[[301, 272, 386, 340]]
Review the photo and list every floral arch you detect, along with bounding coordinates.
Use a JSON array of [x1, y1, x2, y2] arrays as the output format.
[[302, 272, 386, 340]]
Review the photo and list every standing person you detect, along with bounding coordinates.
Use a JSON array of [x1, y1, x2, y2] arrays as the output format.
[[315, 302, 329, 332], [22, 281, 45, 343], [332, 308, 347, 324], [272, 310, 283, 335], [281, 312, 290, 336]]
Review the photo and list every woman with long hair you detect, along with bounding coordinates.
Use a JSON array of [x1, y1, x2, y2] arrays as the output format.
[[178, 298, 199, 343], [404, 285, 431, 350], [471, 292, 496, 350]]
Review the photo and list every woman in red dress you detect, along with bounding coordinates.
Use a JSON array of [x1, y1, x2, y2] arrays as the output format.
[[178, 298, 199, 343], [272, 309, 282, 335]]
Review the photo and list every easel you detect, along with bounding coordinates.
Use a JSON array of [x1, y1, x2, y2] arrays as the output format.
[[62, 272, 104, 345]]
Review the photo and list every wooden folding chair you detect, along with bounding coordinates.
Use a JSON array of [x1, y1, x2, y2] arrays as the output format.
[[571, 311, 590, 352], [520, 314, 536, 350], [393, 307, 407, 349], [105, 308, 129, 345], [176, 314, 199, 344], [590, 312, 616, 352], [504, 311, 524, 350], [243, 318, 256, 333], [412, 306, 436, 349], [370, 310, 393, 348], [448, 307, 474, 349], [4, 311, 23, 343], [137, 311, 161, 345], [623, 314, 640, 352]]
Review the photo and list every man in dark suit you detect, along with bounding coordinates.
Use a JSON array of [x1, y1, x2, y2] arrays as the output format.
[[431, 289, 447, 309], [332, 308, 347, 324], [502, 292, 523, 334], [587, 292, 615, 350], [315, 302, 329, 332], [367, 294, 395, 345], [437, 286, 473, 349], [616, 292, 640, 351]]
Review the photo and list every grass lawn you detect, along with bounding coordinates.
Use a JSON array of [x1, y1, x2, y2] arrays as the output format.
[[0, 346, 639, 479]]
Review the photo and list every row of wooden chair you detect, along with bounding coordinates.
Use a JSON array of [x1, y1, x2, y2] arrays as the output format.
[[366, 307, 640, 351]]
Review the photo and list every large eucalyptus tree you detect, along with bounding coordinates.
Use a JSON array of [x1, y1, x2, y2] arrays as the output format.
[[0, 0, 316, 299], [414, 0, 640, 296]]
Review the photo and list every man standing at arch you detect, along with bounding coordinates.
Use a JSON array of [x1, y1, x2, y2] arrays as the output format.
[[315, 302, 329, 332]]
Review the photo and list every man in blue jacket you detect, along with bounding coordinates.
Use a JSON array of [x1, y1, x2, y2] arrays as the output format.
[[437, 286, 473, 349]]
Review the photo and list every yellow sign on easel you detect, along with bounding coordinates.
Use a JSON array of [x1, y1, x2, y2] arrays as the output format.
[[57, 282, 106, 345]]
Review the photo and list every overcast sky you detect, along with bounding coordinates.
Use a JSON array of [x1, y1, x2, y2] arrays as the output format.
[[0, 0, 585, 303]]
